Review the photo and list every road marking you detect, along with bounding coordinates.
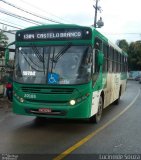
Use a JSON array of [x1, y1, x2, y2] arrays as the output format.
[[53, 89, 140, 160]]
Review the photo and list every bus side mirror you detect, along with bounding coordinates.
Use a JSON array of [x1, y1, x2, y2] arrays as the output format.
[[5, 48, 9, 66], [98, 51, 104, 66]]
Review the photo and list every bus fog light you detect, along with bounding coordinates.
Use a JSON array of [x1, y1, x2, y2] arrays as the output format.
[[69, 100, 76, 106], [20, 98, 24, 103]]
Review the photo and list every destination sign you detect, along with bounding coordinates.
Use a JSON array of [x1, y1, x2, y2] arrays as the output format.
[[16, 28, 92, 41]]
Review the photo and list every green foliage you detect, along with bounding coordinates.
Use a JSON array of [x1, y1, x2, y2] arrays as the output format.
[[128, 41, 141, 70], [117, 39, 141, 70], [117, 39, 129, 52], [0, 30, 8, 47]]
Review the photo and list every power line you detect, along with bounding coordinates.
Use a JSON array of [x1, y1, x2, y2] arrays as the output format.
[[0, 29, 16, 35], [0, 0, 62, 24], [0, 8, 45, 25], [0, 21, 22, 29], [104, 32, 141, 35], [0, 18, 24, 28], [19, 0, 72, 23]]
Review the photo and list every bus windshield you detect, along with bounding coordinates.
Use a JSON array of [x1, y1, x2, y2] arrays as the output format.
[[14, 45, 92, 85]]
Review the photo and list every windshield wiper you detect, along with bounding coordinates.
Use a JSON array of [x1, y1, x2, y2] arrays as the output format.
[[51, 43, 72, 63], [42, 48, 45, 75], [20, 50, 43, 72], [50, 47, 55, 73], [31, 45, 45, 74], [31, 45, 44, 62]]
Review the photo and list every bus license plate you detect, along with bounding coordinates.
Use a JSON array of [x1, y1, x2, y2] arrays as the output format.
[[39, 108, 52, 113]]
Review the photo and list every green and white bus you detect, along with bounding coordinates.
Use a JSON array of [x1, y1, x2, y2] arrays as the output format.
[[5, 24, 128, 123]]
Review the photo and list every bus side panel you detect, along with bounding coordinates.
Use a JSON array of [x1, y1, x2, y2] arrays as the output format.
[[102, 72, 119, 108], [90, 90, 102, 117], [120, 72, 128, 95]]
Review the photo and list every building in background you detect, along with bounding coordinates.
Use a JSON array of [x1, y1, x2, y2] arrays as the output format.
[[0, 30, 16, 96]]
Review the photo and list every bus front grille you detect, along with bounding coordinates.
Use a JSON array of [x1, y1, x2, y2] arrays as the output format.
[[25, 99, 68, 105], [21, 87, 74, 94]]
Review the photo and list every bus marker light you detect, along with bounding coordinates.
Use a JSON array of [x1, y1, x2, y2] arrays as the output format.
[[86, 93, 90, 96], [77, 98, 81, 103]]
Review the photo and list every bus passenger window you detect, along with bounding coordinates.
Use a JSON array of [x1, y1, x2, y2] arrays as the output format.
[[103, 43, 108, 72]]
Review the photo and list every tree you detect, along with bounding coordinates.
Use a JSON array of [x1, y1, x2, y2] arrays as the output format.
[[128, 41, 141, 70], [0, 30, 8, 47], [0, 30, 8, 58], [116, 39, 129, 53], [116, 39, 141, 70]]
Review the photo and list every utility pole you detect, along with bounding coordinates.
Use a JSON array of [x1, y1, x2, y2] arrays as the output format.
[[93, 0, 98, 28], [93, 0, 104, 28]]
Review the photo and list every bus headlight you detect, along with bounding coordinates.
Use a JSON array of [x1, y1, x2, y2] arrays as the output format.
[[69, 100, 76, 106], [20, 98, 24, 103], [14, 92, 24, 103]]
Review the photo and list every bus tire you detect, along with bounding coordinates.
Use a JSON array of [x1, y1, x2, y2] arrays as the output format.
[[89, 95, 103, 123]]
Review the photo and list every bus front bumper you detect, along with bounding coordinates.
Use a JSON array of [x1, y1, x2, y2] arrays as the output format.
[[13, 97, 91, 119]]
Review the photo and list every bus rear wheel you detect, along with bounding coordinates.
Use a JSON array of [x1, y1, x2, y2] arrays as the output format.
[[89, 96, 103, 123]]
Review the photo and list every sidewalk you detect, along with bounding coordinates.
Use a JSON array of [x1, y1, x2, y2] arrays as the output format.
[[0, 97, 12, 121]]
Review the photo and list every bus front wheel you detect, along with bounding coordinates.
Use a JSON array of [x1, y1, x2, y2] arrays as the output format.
[[89, 96, 103, 123]]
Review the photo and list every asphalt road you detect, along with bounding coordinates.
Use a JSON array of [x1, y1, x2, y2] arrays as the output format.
[[0, 80, 141, 160]]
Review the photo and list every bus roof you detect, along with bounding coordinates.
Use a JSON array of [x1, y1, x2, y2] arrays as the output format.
[[16, 24, 127, 56], [17, 24, 88, 32]]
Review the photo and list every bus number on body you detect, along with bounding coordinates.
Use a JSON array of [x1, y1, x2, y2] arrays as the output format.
[[24, 94, 36, 99]]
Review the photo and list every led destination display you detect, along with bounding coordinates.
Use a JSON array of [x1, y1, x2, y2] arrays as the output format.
[[23, 31, 81, 40], [16, 28, 92, 41]]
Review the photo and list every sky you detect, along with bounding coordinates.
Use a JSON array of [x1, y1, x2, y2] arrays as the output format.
[[0, 0, 141, 43]]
